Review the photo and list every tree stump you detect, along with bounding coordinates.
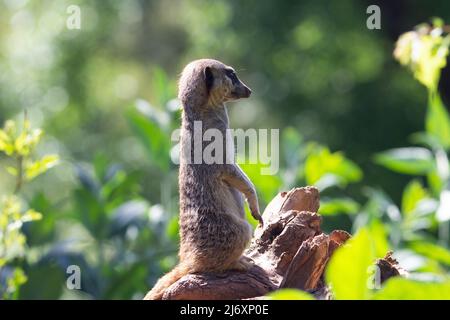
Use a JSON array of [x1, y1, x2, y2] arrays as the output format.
[[145, 186, 403, 300]]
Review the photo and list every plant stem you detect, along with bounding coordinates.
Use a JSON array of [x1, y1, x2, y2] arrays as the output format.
[[14, 156, 23, 195]]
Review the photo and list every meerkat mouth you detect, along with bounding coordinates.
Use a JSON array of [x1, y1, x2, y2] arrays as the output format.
[[230, 88, 251, 99]]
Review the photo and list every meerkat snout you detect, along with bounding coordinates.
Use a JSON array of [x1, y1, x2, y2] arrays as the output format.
[[233, 83, 252, 98]]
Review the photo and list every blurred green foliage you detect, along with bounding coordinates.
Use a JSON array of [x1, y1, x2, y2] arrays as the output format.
[[268, 288, 314, 300], [0, 116, 58, 298], [0, 0, 450, 299], [272, 19, 450, 300]]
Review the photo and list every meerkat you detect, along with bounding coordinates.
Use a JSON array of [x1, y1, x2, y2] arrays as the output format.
[[145, 59, 263, 300]]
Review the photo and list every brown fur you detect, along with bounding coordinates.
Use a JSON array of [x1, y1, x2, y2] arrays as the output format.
[[145, 59, 261, 300]]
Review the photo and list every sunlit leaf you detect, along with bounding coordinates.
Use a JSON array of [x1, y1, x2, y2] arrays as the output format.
[[0, 121, 18, 156], [25, 154, 60, 181], [374, 277, 450, 299], [0, 129, 12, 153], [326, 228, 374, 299], [395, 26, 449, 91], [305, 147, 362, 189], [368, 220, 390, 258], [374, 147, 434, 175], [409, 241, 450, 266], [267, 289, 315, 300], [240, 161, 282, 204], [319, 198, 360, 215], [426, 93, 450, 149], [6, 268, 27, 296], [166, 215, 180, 241], [14, 129, 42, 156], [427, 169, 444, 195], [414, 35, 449, 90], [21, 209, 42, 223], [402, 180, 429, 216], [0, 116, 58, 298], [282, 127, 303, 167]]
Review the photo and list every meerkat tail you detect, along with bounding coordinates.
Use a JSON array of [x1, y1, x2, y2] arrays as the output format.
[[143, 264, 190, 300]]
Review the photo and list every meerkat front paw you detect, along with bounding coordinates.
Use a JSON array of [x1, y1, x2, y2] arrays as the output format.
[[249, 199, 263, 226]]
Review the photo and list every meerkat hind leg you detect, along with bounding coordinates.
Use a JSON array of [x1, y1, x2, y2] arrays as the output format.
[[230, 255, 255, 272]]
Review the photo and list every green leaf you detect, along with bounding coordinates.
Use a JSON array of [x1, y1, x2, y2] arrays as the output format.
[[166, 215, 180, 241], [319, 198, 360, 215], [410, 132, 442, 150], [326, 228, 375, 299], [244, 206, 257, 229], [15, 129, 43, 156], [267, 289, 315, 300], [0, 129, 12, 153], [305, 147, 362, 189], [21, 209, 42, 223], [409, 241, 450, 266], [25, 154, 60, 181], [413, 35, 449, 90], [374, 278, 450, 299], [240, 161, 282, 204], [5, 268, 27, 299], [374, 147, 434, 175], [427, 169, 444, 195], [127, 107, 170, 172], [282, 127, 303, 167], [19, 264, 64, 299], [26, 192, 57, 246], [401, 180, 429, 216], [74, 188, 105, 236], [368, 220, 390, 258], [101, 170, 127, 201], [0, 127, 14, 155], [426, 93, 450, 149], [5, 166, 17, 176], [432, 17, 444, 28], [93, 153, 110, 182], [152, 67, 176, 108]]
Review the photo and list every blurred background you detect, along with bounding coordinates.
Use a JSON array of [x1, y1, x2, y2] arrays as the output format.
[[1, 0, 450, 299]]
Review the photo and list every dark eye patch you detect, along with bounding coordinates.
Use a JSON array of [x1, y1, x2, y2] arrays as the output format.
[[225, 69, 239, 83]]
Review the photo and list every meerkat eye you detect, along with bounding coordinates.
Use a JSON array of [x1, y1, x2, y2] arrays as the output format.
[[225, 69, 239, 83]]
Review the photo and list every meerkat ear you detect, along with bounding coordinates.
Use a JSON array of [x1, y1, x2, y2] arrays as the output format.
[[204, 66, 214, 93]]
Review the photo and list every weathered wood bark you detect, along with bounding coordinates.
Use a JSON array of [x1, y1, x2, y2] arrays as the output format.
[[146, 186, 403, 300]]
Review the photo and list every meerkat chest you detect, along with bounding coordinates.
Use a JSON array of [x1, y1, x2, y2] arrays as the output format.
[[213, 105, 235, 164]]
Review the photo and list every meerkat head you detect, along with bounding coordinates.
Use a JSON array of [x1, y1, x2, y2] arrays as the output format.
[[178, 59, 251, 110]]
